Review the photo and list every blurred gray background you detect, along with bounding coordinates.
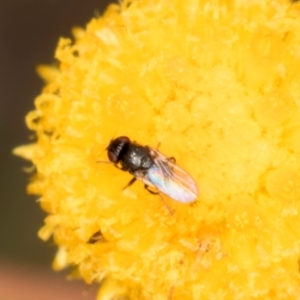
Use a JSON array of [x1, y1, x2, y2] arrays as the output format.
[[0, 1, 114, 299]]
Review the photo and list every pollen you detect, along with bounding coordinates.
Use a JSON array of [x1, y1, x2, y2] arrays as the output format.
[[14, 0, 300, 299]]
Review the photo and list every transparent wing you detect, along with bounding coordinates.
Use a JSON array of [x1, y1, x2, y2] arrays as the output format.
[[146, 150, 198, 203]]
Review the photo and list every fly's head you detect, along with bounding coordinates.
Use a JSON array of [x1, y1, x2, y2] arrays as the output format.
[[106, 136, 131, 163]]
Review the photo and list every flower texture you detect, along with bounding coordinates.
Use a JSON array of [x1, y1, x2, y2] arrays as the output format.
[[15, 0, 300, 299]]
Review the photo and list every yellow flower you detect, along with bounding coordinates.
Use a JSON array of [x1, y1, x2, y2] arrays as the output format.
[[14, 0, 300, 299]]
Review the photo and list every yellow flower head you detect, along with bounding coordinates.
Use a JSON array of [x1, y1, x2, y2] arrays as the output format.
[[15, 0, 300, 299]]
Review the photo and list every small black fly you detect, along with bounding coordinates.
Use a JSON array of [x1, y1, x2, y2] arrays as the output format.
[[106, 136, 198, 210]]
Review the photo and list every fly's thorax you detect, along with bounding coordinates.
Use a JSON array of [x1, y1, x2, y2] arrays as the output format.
[[121, 143, 154, 172]]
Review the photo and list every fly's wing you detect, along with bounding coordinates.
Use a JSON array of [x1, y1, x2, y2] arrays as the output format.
[[146, 151, 198, 203]]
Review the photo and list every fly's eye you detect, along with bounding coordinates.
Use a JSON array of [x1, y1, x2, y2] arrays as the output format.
[[107, 150, 118, 163], [106, 136, 130, 163], [117, 136, 130, 144]]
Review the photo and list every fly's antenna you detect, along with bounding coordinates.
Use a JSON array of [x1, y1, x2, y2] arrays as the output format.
[[111, 127, 119, 140], [96, 128, 118, 164], [96, 136, 112, 164], [96, 146, 110, 164]]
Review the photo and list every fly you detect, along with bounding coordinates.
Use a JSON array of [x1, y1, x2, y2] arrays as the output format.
[[106, 136, 198, 213]]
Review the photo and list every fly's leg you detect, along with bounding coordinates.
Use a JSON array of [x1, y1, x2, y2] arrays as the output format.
[[144, 184, 159, 195], [167, 286, 174, 300], [122, 177, 137, 191], [151, 141, 175, 163], [167, 156, 176, 163], [144, 184, 174, 215], [158, 194, 174, 215], [166, 156, 176, 172]]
